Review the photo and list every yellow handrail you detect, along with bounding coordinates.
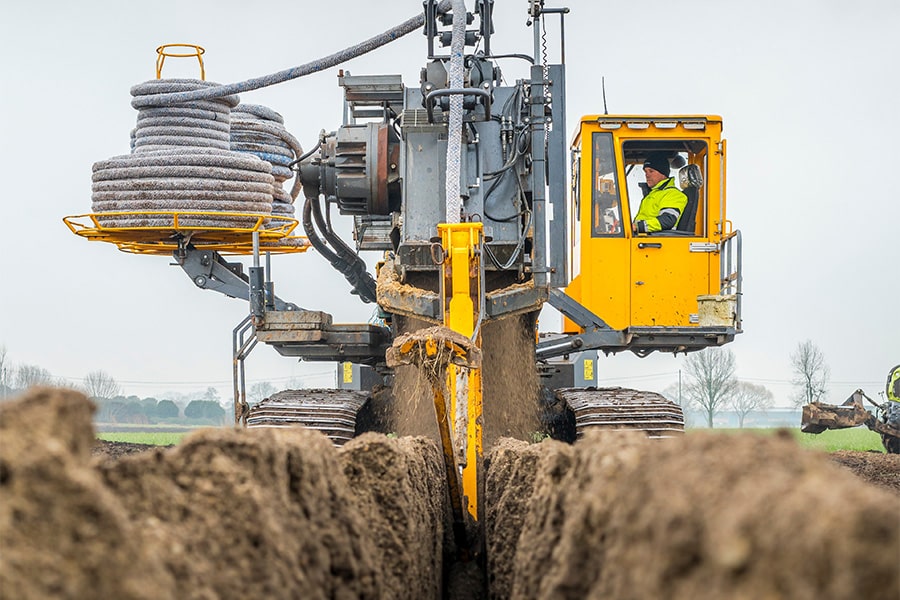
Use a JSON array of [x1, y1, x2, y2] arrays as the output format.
[[63, 211, 309, 256], [156, 44, 205, 80]]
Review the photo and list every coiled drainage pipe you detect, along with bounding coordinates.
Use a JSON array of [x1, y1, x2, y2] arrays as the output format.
[[91, 148, 275, 228], [91, 1, 452, 296], [230, 104, 303, 217], [130, 79, 237, 152], [92, 79, 277, 228]]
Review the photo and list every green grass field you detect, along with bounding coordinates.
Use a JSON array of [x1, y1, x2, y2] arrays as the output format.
[[97, 432, 188, 446], [98, 427, 887, 452], [690, 427, 886, 453], [791, 427, 885, 453]]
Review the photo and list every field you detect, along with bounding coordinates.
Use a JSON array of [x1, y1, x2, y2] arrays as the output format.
[[792, 427, 885, 452], [96, 431, 188, 446], [688, 426, 887, 453], [3, 388, 898, 599], [98, 426, 887, 453]]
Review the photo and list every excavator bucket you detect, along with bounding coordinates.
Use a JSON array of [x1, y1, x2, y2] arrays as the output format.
[[801, 389, 900, 454], [800, 392, 871, 434]]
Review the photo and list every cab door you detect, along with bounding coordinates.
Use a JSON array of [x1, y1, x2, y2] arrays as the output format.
[[623, 140, 717, 328], [630, 236, 710, 327]]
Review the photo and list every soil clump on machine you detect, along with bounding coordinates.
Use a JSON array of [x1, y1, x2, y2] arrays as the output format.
[[2, 388, 899, 600], [379, 315, 542, 446]]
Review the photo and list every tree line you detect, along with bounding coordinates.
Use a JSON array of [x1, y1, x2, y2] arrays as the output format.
[[3, 341, 832, 429], [668, 339, 830, 427], [0, 347, 235, 425]]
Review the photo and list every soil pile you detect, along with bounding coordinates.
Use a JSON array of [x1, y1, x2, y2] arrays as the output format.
[[93, 439, 162, 459], [484, 438, 546, 598], [5, 387, 899, 600], [0, 388, 175, 599], [829, 450, 900, 494], [1, 388, 447, 600], [341, 434, 448, 598], [486, 430, 900, 600]]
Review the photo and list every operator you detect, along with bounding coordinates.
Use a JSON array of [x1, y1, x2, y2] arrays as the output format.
[[632, 153, 687, 234]]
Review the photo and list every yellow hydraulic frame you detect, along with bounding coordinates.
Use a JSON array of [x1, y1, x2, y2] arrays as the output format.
[[387, 222, 484, 554], [437, 222, 484, 529]]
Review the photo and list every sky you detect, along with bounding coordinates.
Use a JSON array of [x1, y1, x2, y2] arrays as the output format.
[[1, 0, 898, 407]]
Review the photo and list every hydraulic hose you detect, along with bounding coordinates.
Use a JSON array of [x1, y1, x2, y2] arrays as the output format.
[[443, 0, 467, 224], [302, 194, 378, 304], [131, 1, 453, 108]]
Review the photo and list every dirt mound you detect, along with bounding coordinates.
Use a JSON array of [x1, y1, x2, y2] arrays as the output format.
[[1, 388, 447, 600], [340, 434, 448, 598], [7, 387, 899, 600], [0, 387, 175, 599], [92, 439, 162, 460], [486, 430, 900, 600], [829, 450, 900, 494], [484, 438, 546, 599]]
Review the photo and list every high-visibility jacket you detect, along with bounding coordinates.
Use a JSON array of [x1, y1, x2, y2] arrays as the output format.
[[889, 365, 900, 403], [633, 177, 688, 233]]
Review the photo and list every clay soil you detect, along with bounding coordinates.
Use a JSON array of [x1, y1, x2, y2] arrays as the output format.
[[2, 388, 899, 600]]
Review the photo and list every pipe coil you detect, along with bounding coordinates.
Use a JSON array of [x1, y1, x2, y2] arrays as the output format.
[[230, 104, 304, 217], [92, 80, 277, 228], [89, 2, 452, 233]]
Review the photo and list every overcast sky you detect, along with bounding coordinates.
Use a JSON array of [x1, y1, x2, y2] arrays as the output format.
[[1, 0, 897, 406]]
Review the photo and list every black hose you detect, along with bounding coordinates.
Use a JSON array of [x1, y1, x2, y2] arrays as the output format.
[[302, 194, 377, 304], [131, 1, 453, 108]]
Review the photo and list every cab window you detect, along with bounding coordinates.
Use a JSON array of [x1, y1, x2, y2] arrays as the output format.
[[623, 140, 708, 236], [590, 132, 623, 237]]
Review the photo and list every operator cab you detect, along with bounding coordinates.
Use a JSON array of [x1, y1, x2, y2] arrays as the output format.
[[564, 115, 741, 353]]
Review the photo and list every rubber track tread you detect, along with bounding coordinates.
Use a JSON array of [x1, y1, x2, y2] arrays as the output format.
[[246, 388, 369, 445], [556, 386, 685, 438]]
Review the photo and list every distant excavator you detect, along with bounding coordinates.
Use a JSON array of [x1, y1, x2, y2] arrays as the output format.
[[801, 364, 900, 453]]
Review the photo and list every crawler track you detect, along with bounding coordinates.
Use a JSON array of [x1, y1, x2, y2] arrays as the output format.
[[246, 388, 369, 445], [555, 387, 684, 438]]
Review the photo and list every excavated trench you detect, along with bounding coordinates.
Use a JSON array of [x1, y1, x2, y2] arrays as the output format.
[[2, 388, 899, 600]]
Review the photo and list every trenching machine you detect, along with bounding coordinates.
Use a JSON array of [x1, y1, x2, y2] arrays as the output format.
[[66, 0, 742, 557]]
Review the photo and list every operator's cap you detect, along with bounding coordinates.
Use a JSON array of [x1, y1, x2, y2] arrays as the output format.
[[643, 153, 670, 177]]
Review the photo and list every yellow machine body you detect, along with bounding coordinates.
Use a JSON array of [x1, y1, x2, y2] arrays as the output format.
[[565, 115, 731, 333], [438, 222, 484, 527]]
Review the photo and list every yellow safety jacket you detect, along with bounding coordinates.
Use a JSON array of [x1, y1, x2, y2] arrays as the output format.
[[634, 177, 688, 233], [889, 365, 900, 402]]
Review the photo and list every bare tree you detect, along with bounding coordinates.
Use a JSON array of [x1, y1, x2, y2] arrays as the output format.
[[0, 346, 13, 398], [83, 370, 121, 400], [15, 364, 55, 390], [729, 381, 774, 428], [662, 381, 694, 428], [248, 381, 277, 406], [683, 348, 737, 428], [790, 340, 829, 407]]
